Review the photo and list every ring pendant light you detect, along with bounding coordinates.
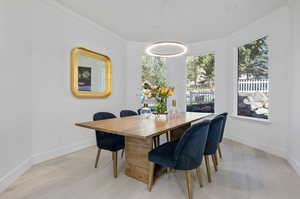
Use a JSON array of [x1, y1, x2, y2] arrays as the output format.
[[145, 41, 188, 58]]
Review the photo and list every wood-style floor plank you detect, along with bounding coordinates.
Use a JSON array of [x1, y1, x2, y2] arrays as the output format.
[[1, 139, 300, 199]]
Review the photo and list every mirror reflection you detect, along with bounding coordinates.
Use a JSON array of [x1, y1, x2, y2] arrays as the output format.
[[77, 55, 105, 92]]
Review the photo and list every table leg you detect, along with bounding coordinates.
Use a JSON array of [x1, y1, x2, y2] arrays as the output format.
[[125, 137, 153, 183], [170, 123, 191, 141]]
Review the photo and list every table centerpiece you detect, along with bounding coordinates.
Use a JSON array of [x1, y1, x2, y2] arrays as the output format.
[[143, 82, 174, 118]]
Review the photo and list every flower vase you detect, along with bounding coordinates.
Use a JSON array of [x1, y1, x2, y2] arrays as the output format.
[[154, 99, 168, 120], [140, 103, 152, 119]]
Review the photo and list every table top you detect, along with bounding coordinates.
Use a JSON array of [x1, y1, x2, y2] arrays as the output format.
[[76, 112, 213, 139]]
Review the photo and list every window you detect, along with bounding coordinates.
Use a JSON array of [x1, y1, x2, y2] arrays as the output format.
[[237, 36, 269, 120], [141, 55, 167, 105], [186, 53, 215, 113]]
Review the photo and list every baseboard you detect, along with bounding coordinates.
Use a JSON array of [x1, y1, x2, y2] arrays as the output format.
[[0, 138, 96, 194], [225, 134, 286, 158], [0, 158, 32, 193], [288, 157, 300, 176], [32, 138, 96, 164], [226, 136, 300, 176]]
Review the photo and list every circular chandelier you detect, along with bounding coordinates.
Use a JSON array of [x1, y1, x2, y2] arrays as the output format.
[[145, 41, 188, 58]]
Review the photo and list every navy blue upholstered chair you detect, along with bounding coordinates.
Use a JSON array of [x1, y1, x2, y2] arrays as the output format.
[[148, 120, 211, 199], [217, 112, 228, 159], [120, 110, 138, 117], [203, 115, 224, 182], [93, 112, 125, 178]]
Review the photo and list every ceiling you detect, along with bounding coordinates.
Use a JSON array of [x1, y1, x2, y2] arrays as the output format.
[[54, 0, 287, 43]]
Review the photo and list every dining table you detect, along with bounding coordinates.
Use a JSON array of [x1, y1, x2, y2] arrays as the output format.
[[75, 112, 213, 184]]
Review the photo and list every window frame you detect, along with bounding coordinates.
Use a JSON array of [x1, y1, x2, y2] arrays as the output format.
[[185, 52, 216, 113], [233, 35, 271, 122]]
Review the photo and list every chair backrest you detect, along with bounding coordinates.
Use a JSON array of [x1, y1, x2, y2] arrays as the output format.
[[120, 110, 138, 117], [137, 108, 142, 115], [204, 115, 224, 155], [93, 112, 116, 148], [94, 112, 116, 121], [219, 112, 228, 142], [173, 120, 211, 170]]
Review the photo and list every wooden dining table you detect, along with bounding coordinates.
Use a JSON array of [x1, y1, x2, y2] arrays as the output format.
[[76, 112, 213, 184]]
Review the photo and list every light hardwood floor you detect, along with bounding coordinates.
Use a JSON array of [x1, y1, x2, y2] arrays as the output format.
[[1, 139, 300, 199]]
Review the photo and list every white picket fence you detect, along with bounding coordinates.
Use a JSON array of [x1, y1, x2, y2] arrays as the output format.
[[238, 79, 269, 93], [187, 79, 269, 104], [187, 90, 215, 105]]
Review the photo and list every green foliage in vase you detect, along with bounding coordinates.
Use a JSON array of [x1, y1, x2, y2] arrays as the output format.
[[155, 100, 168, 114]]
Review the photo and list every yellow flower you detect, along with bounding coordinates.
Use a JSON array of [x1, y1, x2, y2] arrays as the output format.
[[161, 87, 168, 94], [152, 89, 158, 94], [168, 90, 174, 96], [144, 90, 151, 96]]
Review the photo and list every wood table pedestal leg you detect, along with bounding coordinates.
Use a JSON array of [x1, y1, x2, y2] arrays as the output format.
[[125, 137, 153, 184]]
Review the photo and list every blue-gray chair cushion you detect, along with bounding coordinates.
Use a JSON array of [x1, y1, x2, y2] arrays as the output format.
[[95, 133, 125, 151], [149, 141, 178, 168], [94, 112, 125, 152]]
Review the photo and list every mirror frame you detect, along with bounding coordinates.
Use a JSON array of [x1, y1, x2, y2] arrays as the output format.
[[71, 47, 112, 98]]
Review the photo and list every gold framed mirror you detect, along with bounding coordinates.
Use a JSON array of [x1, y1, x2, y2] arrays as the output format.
[[71, 47, 112, 98]]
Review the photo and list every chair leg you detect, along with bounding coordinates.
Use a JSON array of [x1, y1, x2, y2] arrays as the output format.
[[148, 162, 155, 192], [214, 152, 219, 166], [204, 156, 212, 183], [153, 137, 158, 148], [94, 149, 101, 168], [166, 132, 170, 142], [218, 144, 223, 159], [154, 136, 160, 147], [112, 151, 118, 178], [211, 154, 218, 172], [196, 167, 204, 187], [167, 167, 171, 173], [121, 149, 124, 158], [185, 170, 193, 199]]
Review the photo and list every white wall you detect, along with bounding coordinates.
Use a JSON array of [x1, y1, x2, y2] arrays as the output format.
[[0, 0, 33, 192], [125, 42, 144, 110], [165, 56, 186, 112], [225, 7, 290, 158], [31, 0, 127, 163], [288, 0, 300, 175]]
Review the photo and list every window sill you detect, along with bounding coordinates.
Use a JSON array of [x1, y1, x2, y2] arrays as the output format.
[[230, 115, 272, 124]]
